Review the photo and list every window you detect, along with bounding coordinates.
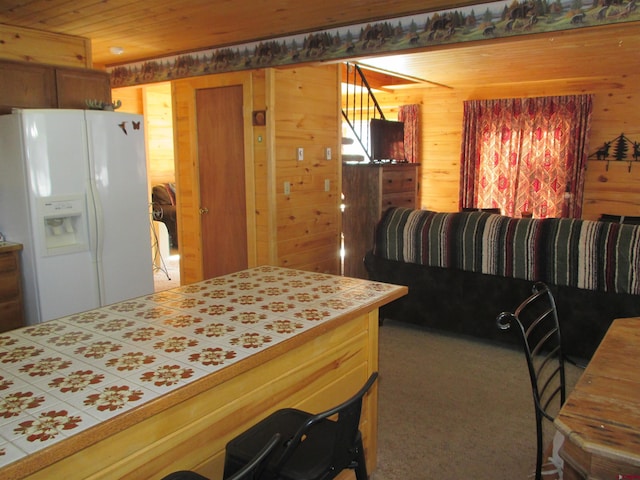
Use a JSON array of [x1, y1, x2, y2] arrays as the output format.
[[460, 95, 593, 218]]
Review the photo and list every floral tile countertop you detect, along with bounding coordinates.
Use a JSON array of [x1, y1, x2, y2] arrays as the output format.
[[0, 266, 403, 471]]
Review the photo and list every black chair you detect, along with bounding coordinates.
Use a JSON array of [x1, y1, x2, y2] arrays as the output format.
[[224, 372, 379, 480], [152, 183, 178, 248], [162, 433, 281, 480], [496, 282, 566, 480]]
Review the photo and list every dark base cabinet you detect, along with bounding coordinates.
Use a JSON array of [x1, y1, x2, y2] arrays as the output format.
[[0, 243, 24, 333], [342, 163, 419, 279]]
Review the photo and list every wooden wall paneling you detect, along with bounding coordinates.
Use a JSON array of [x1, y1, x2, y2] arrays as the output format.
[[264, 69, 279, 266], [243, 79, 258, 270], [275, 197, 340, 234], [0, 24, 91, 68], [371, 87, 464, 213], [583, 161, 640, 220], [112, 85, 144, 114], [250, 70, 272, 267], [373, 69, 640, 219], [172, 71, 256, 284], [142, 82, 176, 186], [419, 89, 464, 213], [277, 232, 340, 270], [272, 65, 341, 274], [583, 75, 640, 220], [173, 79, 205, 283]]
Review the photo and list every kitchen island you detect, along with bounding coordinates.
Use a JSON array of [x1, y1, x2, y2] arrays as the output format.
[[0, 266, 406, 479]]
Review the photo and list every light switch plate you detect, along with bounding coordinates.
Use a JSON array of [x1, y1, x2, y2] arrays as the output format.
[[297, 147, 304, 161]]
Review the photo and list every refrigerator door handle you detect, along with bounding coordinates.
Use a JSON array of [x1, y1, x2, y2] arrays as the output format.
[[86, 178, 106, 306]]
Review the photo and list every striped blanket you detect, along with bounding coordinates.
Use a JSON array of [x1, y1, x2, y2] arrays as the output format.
[[373, 208, 640, 295]]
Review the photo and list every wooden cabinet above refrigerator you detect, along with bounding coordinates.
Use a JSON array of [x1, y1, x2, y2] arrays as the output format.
[[0, 60, 111, 113]]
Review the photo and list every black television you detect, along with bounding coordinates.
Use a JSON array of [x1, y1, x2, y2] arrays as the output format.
[[370, 118, 406, 162]]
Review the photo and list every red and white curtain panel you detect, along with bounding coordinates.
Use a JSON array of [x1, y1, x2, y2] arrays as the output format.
[[398, 104, 420, 163], [460, 95, 593, 218]]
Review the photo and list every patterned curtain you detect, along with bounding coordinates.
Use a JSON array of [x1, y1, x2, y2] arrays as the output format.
[[398, 104, 420, 163], [460, 95, 593, 218]]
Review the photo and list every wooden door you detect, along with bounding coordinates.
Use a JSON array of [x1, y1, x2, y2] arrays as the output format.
[[196, 85, 247, 278]]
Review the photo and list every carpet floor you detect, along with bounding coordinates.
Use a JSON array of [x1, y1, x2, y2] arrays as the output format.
[[374, 320, 582, 480]]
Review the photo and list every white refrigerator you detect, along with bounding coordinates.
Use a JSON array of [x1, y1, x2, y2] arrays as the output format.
[[0, 109, 154, 325]]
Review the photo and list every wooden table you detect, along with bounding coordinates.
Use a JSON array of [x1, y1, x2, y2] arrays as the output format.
[[0, 266, 406, 480], [554, 317, 640, 480]]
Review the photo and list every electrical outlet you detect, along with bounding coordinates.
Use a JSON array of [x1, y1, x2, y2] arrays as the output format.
[[324, 179, 330, 192], [284, 182, 291, 195], [297, 147, 304, 161]]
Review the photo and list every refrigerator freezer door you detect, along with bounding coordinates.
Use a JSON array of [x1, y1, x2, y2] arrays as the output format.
[[85, 111, 154, 306], [0, 110, 101, 324]]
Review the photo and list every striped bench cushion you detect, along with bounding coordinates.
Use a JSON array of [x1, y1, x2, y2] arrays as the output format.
[[373, 208, 640, 295]]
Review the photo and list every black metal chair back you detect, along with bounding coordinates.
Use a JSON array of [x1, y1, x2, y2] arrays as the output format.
[[496, 282, 566, 480], [224, 372, 379, 480], [227, 433, 281, 480], [161, 433, 280, 480]]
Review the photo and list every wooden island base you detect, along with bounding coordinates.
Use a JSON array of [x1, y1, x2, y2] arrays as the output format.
[[0, 267, 406, 480], [21, 310, 381, 480]]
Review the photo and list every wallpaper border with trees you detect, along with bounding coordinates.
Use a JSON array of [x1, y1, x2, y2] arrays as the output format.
[[108, 0, 640, 87]]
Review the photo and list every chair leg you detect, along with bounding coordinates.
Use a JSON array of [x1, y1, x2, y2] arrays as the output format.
[[353, 436, 369, 480], [535, 420, 543, 480]]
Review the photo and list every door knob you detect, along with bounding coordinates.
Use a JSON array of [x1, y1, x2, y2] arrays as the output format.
[[199, 207, 209, 214]]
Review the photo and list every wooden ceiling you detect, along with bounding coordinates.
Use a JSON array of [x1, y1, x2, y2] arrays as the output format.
[[0, 0, 475, 66], [355, 22, 640, 89], [0, 1, 638, 89]]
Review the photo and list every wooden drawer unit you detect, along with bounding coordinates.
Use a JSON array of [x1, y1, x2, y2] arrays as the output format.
[[0, 243, 25, 332], [342, 163, 419, 278], [382, 192, 416, 210], [382, 166, 418, 194]]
